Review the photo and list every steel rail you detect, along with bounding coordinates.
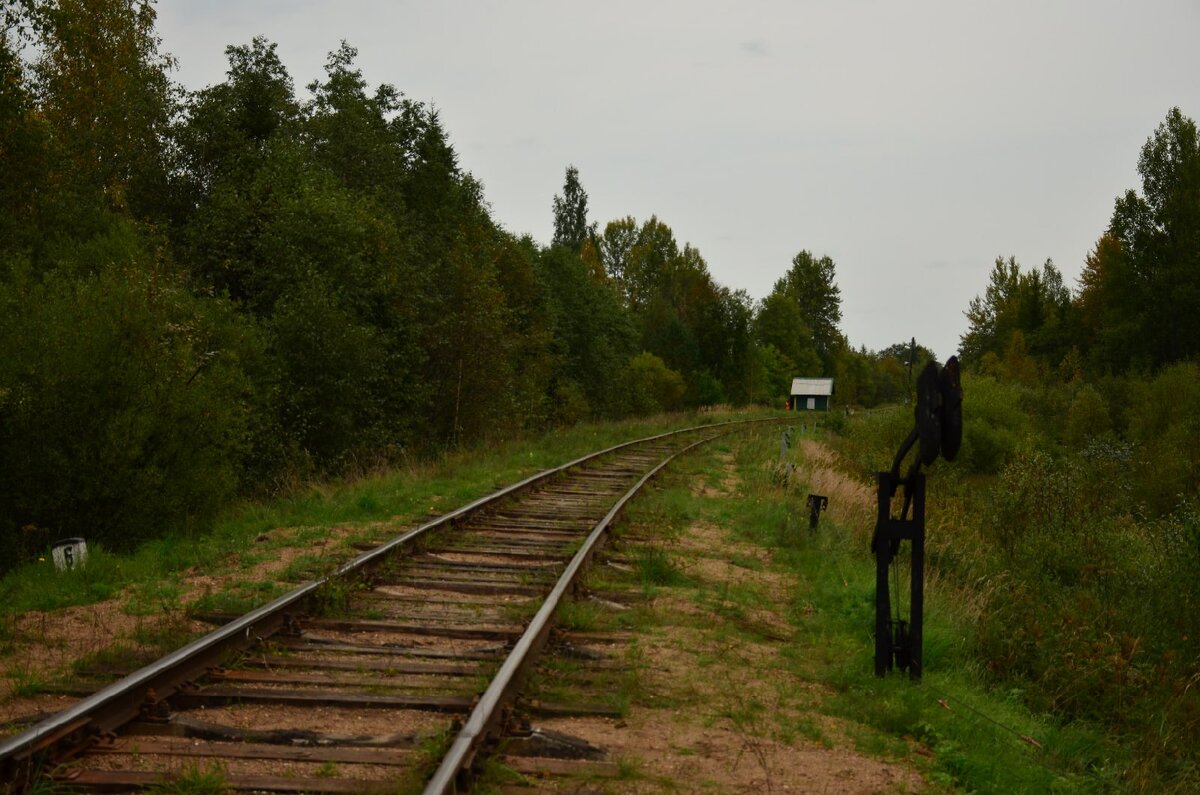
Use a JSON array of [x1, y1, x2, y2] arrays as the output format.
[[0, 416, 780, 784], [423, 430, 727, 794]]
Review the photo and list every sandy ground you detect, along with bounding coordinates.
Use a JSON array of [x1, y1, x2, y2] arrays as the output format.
[[512, 446, 925, 793], [0, 524, 369, 732]]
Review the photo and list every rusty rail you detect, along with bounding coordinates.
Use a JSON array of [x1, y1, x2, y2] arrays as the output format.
[[424, 432, 720, 793], [0, 416, 780, 792]]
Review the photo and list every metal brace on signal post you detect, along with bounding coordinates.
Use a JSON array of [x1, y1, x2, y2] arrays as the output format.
[[870, 357, 962, 680]]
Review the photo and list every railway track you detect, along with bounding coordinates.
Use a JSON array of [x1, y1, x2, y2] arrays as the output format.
[[1, 418, 778, 793]]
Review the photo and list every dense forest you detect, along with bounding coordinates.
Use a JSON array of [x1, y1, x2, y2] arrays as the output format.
[[0, 1, 924, 570]]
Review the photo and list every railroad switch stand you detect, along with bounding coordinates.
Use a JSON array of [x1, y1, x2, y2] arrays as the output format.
[[871, 472, 924, 677], [871, 356, 961, 681], [806, 494, 829, 532]]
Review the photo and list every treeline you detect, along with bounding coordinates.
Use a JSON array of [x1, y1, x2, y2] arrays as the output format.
[[960, 108, 1200, 378], [953, 105, 1200, 520], [0, 1, 911, 570]]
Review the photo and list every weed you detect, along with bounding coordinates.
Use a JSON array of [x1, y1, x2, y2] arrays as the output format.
[[393, 729, 453, 795], [131, 617, 196, 655], [635, 546, 688, 590], [728, 552, 764, 570], [123, 580, 184, 617], [473, 757, 530, 789], [71, 643, 155, 676], [280, 553, 335, 582], [7, 666, 49, 697], [556, 599, 605, 632], [615, 756, 644, 780], [307, 576, 364, 616], [146, 762, 229, 794], [188, 580, 285, 616]]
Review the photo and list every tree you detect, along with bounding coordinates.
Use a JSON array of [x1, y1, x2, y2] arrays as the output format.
[[32, 0, 175, 215], [878, 339, 937, 368], [177, 37, 299, 199], [305, 41, 410, 207], [961, 256, 1020, 364], [1075, 233, 1141, 372], [754, 292, 821, 377], [619, 352, 686, 415], [834, 345, 877, 407], [622, 215, 678, 311], [599, 215, 638, 286], [0, 9, 52, 257], [1107, 107, 1200, 365], [536, 245, 636, 417], [0, 260, 258, 566], [773, 251, 842, 372], [552, 165, 594, 251], [960, 256, 1073, 370]]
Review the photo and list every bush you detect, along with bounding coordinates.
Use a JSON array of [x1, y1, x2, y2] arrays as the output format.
[[618, 352, 685, 415], [265, 277, 407, 467], [1125, 363, 1200, 515], [956, 375, 1032, 474], [0, 261, 257, 571], [1063, 384, 1112, 447]]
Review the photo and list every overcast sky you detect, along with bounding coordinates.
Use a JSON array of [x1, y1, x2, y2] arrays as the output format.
[[155, 0, 1200, 361]]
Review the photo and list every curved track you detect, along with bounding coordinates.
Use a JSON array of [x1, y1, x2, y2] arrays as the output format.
[[1, 418, 777, 793]]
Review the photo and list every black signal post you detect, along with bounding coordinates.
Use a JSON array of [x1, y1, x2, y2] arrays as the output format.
[[871, 356, 961, 680]]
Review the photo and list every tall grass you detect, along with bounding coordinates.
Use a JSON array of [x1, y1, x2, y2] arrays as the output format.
[[733, 424, 1114, 792], [827, 374, 1200, 791]]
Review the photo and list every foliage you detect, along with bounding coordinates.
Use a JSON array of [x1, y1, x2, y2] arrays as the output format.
[[771, 250, 843, 373], [830, 359, 1200, 789], [32, 0, 175, 217], [961, 108, 1200, 378], [1105, 108, 1200, 367], [2, 0, 889, 570], [551, 164, 594, 252], [1063, 384, 1111, 447], [754, 292, 821, 377], [618, 352, 686, 415], [0, 260, 256, 564], [960, 256, 1072, 369]]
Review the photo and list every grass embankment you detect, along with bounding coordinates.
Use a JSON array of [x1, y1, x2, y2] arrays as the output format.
[[0, 410, 763, 726], [511, 422, 1112, 793]]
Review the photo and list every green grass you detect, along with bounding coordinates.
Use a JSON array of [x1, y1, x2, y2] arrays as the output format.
[[740, 428, 1115, 793], [7, 666, 49, 697], [145, 763, 229, 794], [633, 546, 689, 590], [123, 579, 185, 616], [556, 598, 609, 632], [129, 618, 196, 655], [0, 411, 765, 624], [70, 642, 157, 676], [606, 425, 1120, 793], [187, 580, 288, 616]]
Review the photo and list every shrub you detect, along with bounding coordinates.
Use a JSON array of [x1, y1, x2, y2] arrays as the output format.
[[618, 352, 685, 415], [1063, 384, 1112, 447], [956, 375, 1032, 474], [0, 261, 257, 571]]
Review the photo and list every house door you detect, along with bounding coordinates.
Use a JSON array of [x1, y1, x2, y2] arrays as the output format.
[[806, 397, 815, 410]]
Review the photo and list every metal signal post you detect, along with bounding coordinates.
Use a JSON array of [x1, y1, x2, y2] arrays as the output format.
[[871, 356, 961, 680], [872, 469, 925, 677]]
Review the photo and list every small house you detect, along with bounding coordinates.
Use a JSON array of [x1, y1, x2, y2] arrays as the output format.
[[790, 377, 834, 411]]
